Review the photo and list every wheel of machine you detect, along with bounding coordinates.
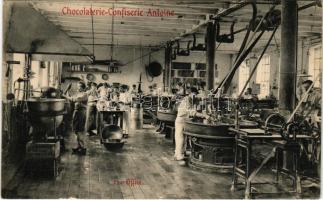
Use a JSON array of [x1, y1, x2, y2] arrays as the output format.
[[264, 113, 286, 134], [281, 122, 298, 141], [159, 96, 171, 109]]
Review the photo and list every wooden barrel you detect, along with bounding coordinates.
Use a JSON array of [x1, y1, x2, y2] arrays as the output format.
[[130, 105, 143, 130]]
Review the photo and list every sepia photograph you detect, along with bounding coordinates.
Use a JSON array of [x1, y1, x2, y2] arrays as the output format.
[[1, 0, 322, 199]]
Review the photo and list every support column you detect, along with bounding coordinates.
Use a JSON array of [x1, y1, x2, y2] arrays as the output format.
[[206, 22, 216, 90], [164, 43, 172, 92], [279, 0, 297, 111]]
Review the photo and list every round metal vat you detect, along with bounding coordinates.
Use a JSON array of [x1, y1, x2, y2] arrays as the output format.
[[184, 119, 258, 173], [101, 124, 125, 150], [157, 110, 177, 122], [26, 98, 66, 140], [27, 98, 66, 114], [184, 121, 231, 136], [102, 124, 124, 141]]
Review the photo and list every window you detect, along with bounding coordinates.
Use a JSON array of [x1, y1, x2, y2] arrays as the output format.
[[308, 45, 322, 88], [238, 61, 249, 94], [256, 55, 270, 98]]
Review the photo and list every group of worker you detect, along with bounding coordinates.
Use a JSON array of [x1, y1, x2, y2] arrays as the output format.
[[61, 81, 161, 155], [62, 81, 134, 155], [61, 77, 320, 159]]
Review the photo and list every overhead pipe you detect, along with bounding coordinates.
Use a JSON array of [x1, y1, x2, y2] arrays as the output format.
[[165, 1, 257, 46], [298, 0, 321, 11], [219, 30, 265, 94], [214, 9, 269, 95]]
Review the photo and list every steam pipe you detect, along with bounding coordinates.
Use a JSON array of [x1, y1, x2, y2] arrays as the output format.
[[166, 1, 257, 45]]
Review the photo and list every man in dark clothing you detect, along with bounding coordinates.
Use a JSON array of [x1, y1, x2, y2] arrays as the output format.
[[63, 81, 88, 155]]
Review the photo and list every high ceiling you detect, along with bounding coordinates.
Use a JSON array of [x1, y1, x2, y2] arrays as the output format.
[[30, 0, 322, 53]]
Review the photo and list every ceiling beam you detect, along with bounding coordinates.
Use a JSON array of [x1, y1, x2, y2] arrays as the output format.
[[85, 43, 165, 47], [56, 24, 187, 33], [61, 27, 183, 35], [67, 30, 179, 37], [48, 19, 196, 29], [45, 14, 201, 25]]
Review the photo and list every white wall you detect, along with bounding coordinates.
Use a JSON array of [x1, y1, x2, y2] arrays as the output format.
[[63, 46, 165, 93]]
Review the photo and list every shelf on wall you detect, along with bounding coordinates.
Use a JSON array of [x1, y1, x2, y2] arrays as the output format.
[[63, 61, 120, 73]]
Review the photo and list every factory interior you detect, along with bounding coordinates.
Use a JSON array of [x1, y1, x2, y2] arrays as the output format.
[[1, 0, 322, 199]]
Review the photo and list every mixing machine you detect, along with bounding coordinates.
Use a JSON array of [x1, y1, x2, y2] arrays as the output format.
[[25, 97, 66, 177]]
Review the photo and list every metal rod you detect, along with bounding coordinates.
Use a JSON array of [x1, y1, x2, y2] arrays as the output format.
[[210, 1, 251, 20], [242, 5, 276, 56], [238, 27, 278, 98], [215, 5, 271, 94], [233, 27, 248, 35], [219, 30, 265, 95], [235, 27, 277, 129], [298, 1, 320, 11]]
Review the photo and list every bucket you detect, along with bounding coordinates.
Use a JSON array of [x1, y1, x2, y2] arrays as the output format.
[[130, 105, 143, 130]]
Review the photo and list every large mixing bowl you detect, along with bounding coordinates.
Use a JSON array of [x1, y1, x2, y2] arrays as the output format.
[[30, 115, 64, 132], [101, 124, 125, 150], [27, 98, 66, 114], [184, 119, 259, 137], [184, 120, 231, 137], [27, 98, 66, 131], [102, 124, 124, 142]]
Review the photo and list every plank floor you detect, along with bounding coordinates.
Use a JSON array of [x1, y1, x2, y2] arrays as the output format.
[[2, 125, 320, 199]]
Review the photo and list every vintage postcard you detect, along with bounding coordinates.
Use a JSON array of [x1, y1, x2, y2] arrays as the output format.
[[1, 0, 322, 199]]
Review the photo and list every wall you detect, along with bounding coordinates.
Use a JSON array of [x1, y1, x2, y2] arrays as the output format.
[[63, 46, 165, 93], [172, 50, 233, 89]]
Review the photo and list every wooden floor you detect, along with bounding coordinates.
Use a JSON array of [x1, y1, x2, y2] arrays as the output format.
[[2, 125, 320, 199]]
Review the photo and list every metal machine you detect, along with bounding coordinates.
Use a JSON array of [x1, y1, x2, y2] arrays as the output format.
[[11, 54, 66, 177], [97, 100, 128, 150], [183, 95, 258, 173], [25, 97, 66, 177]]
